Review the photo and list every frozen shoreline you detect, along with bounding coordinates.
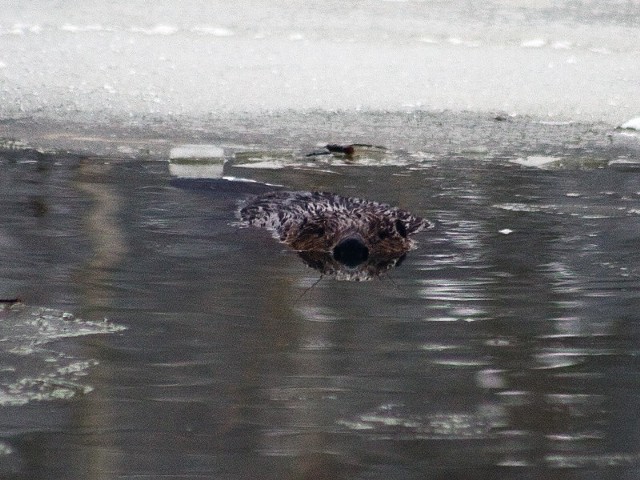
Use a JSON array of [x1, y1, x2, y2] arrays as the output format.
[[1, 110, 638, 168], [1, 0, 639, 126]]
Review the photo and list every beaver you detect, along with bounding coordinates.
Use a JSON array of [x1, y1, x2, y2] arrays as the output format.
[[240, 191, 432, 280]]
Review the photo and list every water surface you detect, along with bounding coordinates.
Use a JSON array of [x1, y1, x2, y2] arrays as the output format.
[[1, 114, 640, 479]]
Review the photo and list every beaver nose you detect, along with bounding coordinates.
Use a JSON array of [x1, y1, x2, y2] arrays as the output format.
[[332, 237, 369, 267]]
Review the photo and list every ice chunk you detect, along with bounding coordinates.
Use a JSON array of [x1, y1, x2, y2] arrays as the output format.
[[230, 150, 296, 168], [0, 302, 125, 406], [0, 303, 125, 347], [168, 144, 225, 179], [511, 156, 562, 168], [0, 441, 13, 456], [170, 144, 224, 160], [620, 117, 640, 130], [231, 160, 287, 170], [168, 163, 224, 178]]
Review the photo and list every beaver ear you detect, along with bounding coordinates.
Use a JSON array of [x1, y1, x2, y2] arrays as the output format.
[[394, 219, 408, 238]]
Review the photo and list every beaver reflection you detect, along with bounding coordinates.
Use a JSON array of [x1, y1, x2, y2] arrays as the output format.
[[240, 191, 431, 281]]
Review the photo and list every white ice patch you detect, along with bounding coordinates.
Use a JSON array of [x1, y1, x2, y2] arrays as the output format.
[[620, 117, 640, 130], [169, 144, 224, 160], [338, 403, 504, 439], [168, 144, 225, 178], [418, 37, 439, 44], [551, 41, 572, 50], [536, 120, 574, 125], [511, 156, 562, 168], [130, 24, 178, 35], [168, 163, 224, 178], [233, 160, 287, 170], [0, 303, 125, 406], [521, 38, 546, 48], [447, 37, 480, 47], [4, 23, 42, 35], [60, 24, 108, 33], [221, 176, 283, 187], [0, 441, 13, 456], [191, 26, 234, 36]]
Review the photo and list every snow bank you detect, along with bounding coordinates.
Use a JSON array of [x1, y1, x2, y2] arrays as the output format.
[[0, 0, 639, 124]]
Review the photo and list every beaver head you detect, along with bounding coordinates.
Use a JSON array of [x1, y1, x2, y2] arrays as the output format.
[[240, 191, 432, 280]]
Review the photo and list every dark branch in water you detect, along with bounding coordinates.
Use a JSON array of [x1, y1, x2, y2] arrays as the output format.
[[306, 143, 388, 158], [0, 298, 22, 304]]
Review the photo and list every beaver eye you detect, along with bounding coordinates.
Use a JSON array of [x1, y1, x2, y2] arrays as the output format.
[[395, 220, 407, 238]]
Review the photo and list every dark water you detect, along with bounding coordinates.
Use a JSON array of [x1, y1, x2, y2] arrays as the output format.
[[1, 116, 640, 479]]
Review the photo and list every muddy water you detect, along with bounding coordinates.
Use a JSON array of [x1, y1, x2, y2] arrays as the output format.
[[1, 116, 640, 479]]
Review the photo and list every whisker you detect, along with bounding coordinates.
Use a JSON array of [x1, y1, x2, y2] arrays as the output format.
[[379, 271, 402, 293], [294, 275, 324, 303]]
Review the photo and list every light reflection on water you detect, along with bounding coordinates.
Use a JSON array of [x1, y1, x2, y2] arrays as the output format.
[[1, 136, 640, 478]]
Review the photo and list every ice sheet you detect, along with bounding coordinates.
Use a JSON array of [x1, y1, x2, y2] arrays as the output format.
[[0, 303, 125, 406], [0, 0, 639, 124]]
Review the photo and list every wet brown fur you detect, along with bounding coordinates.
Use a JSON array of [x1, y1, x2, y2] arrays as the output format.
[[284, 213, 413, 257], [240, 191, 432, 280], [240, 191, 430, 255]]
